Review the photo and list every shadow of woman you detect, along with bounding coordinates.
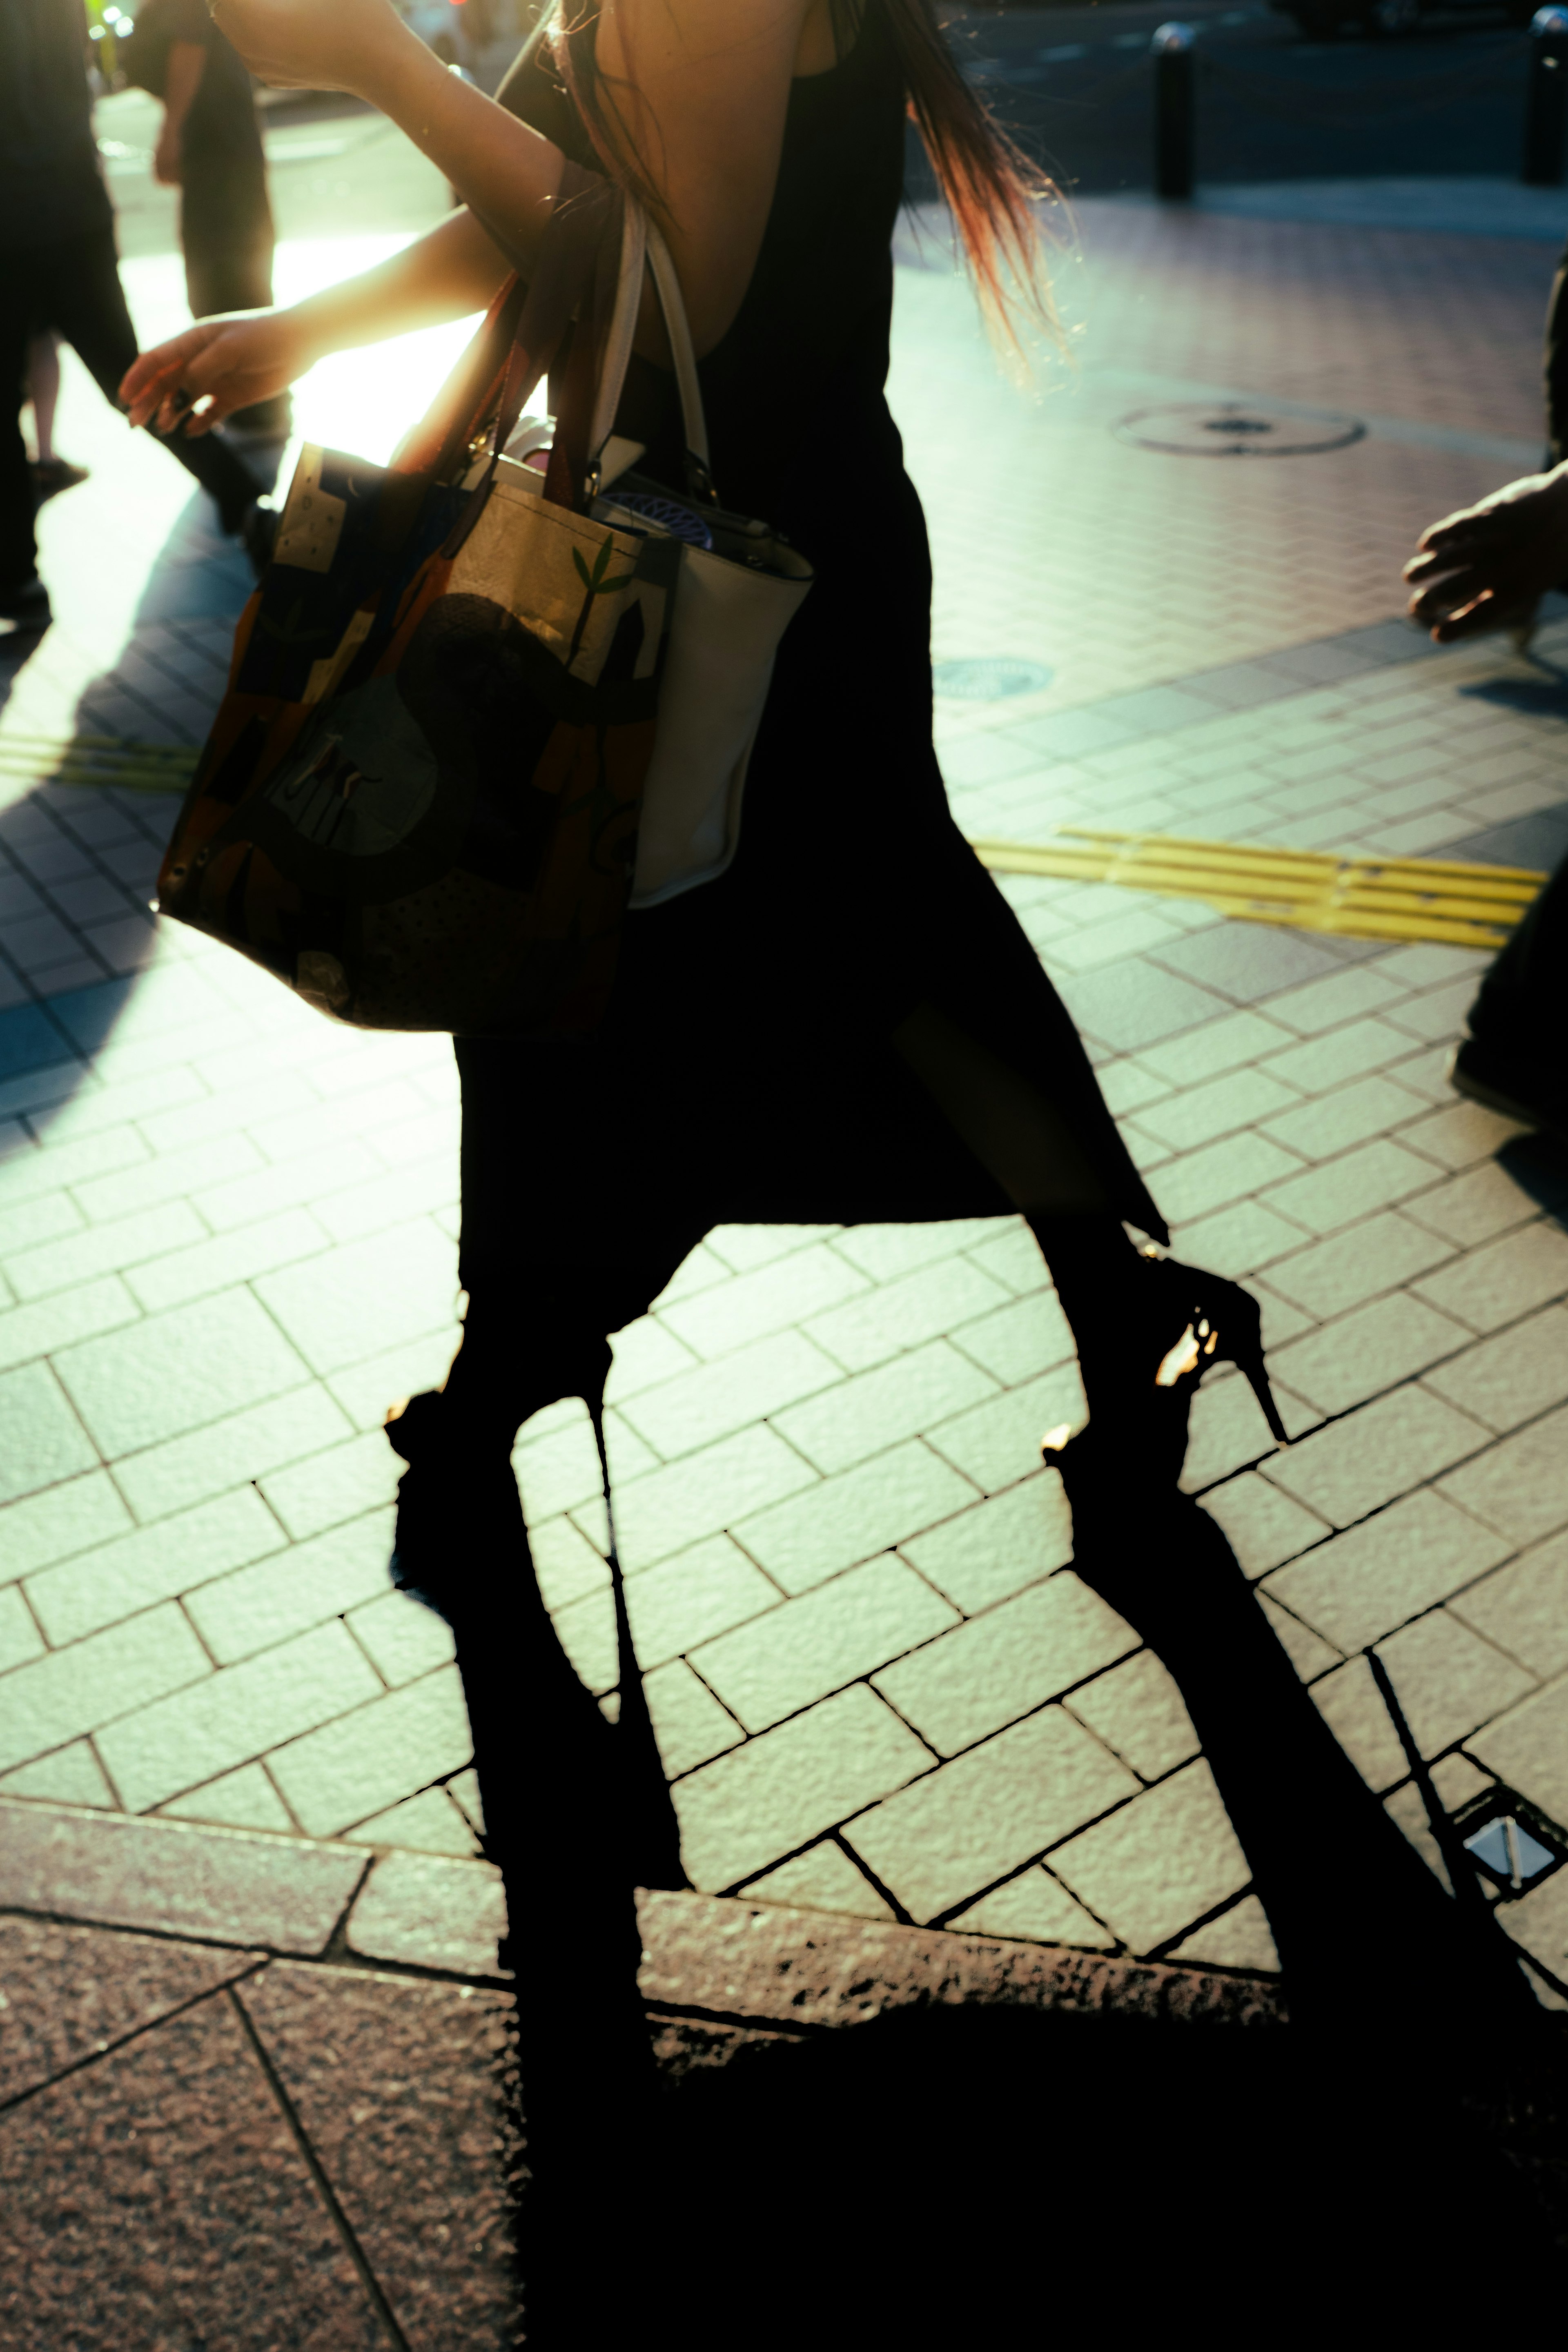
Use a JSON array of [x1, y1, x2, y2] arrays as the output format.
[[452, 1425, 1567, 2337]]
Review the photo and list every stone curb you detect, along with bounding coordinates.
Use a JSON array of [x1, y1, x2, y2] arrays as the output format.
[[0, 1797, 1286, 2030]]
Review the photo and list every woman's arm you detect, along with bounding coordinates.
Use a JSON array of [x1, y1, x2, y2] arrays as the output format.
[[208, 0, 819, 354], [120, 208, 512, 434]]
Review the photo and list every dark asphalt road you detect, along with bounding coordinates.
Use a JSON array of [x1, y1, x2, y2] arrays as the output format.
[[921, 2, 1538, 193]]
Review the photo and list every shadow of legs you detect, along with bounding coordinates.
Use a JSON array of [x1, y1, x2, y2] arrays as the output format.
[[1054, 1432, 1544, 2052]]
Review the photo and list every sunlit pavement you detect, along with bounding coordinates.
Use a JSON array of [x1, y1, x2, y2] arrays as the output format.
[[3, 60, 1568, 2342]]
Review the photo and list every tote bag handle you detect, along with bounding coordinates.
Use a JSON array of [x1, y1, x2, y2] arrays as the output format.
[[586, 203, 714, 505]]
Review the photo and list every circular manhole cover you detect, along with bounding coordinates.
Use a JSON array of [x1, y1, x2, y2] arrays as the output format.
[[1113, 403, 1366, 457], [933, 657, 1054, 700]]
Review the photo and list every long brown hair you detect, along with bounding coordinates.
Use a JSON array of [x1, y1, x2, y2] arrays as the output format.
[[548, 0, 1060, 348]]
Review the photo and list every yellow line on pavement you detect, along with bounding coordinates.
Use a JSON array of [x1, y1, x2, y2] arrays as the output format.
[[970, 827, 1548, 951]]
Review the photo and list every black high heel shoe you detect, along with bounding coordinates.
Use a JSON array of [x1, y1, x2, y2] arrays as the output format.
[[385, 1336, 613, 1619], [1045, 1250, 1287, 1476]]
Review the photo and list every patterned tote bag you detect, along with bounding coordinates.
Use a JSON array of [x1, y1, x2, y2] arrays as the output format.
[[157, 168, 680, 1037]]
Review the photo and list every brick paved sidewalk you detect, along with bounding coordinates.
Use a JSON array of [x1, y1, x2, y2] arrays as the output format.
[[5, 183, 1568, 2328]]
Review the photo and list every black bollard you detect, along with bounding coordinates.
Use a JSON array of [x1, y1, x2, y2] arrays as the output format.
[[1152, 22, 1196, 201], [1523, 6, 1568, 187]]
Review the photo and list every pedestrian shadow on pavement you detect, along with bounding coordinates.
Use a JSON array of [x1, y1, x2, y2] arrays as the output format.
[[1499, 1131, 1568, 1223], [460, 1449, 1568, 2338]]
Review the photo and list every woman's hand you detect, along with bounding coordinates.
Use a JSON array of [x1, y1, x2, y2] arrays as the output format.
[[207, 0, 416, 96], [120, 309, 317, 437], [1405, 465, 1568, 642]]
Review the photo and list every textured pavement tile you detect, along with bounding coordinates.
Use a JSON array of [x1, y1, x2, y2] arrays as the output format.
[[0, 1468, 133, 1580], [1450, 1532, 1568, 1680], [1421, 1304, 1568, 1433], [550, 1580, 616, 1695], [1466, 1675, 1568, 1831], [342, 1849, 505, 1974], [126, 1205, 332, 1316], [0, 1275, 136, 1378], [0, 1122, 147, 1209], [257, 1428, 398, 1542], [527, 1512, 612, 1613], [962, 1219, 1053, 1297], [607, 1421, 822, 1573], [947, 1865, 1116, 1950], [1165, 1198, 1311, 1280], [670, 1685, 931, 1891], [804, 1249, 1011, 1374], [1405, 1159, 1543, 1250], [1179, 1370, 1302, 1495], [617, 1535, 779, 1666], [253, 1218, 459, 1376], [1261, 966, 1408, 1037], [1258, 1073, 1431, 1163], [4, 1197, 207, 1302], [183, 1513, 395, 1666], [347, 1592, 455, 1690], [0, 1360, 99, 1505], [1311, 1655, 1419, 1792], [771, 1340, 997, 1475], [830, 1218, 1000, 1283], [846, 1706, 1137, 1926], [68, 1129, 261, 1224], [0, 1738, 117, 1809], [1376, 1610, 1537, 1762], [706, 1223, 843, 1274], [1198, 1471, 1332, 1578], [0, 1602, 211, 1780], [898, 1473, 1076, 1613], [238, 1964, 517, 2345], [1438, 1403, 1568, 1546], [1256, 1592, 1343, 1682], [615, 1327, 843, 1459], [0, 1997, 387, 2352], [267, 1664, 472, 1839], [1263, 1210, 1453, 1320], [872, 1572, 1136, 1757], [645, 1659, 746, 1776], [26, 1485, 285, 1647], [516, 1399, 656, 1523], [1263, 1387, 1488, 1528], [1054, 960, 1224, 1053], [742, 1835, 895, 1919], [604, 1310, 699, 1403], [0, 1915, 258, 2107], [1170, 1894, 1280, 1973], [1065, 1648, 1200, 1783], [1134, 1007, 1298, 1087], [1261, 1138, 1438, 1237], [190, 1137, 384, 1235], [1131, 1065, 1299, 1154], [50, 1285, 310, 1460], [0, 1585, 44, 1674], [924, 1363, 1087, 1493], [0, 1799, 364, 1950], [1145, 921, 1339, 1005], [1258, 1016, 1419, 1096], [1265, 1490, 1513, 1653], [1267, 1292, 1470, 1417], [693, 1556, 956, 1733], [343, 1785, 477, 1854], [657, 1241, 869, 1360], [732, 1440, 976, 1596], [1413, 1222, 1568, 1335], [948, 1287, 1076, 1386], [1154, 1131, 1304, 1227], [0, 1188, 82, 1258], [1399, 1098, 1529, 1172], [1048, 1761, 1250, 1956], [160, 1760, 296, 1835], [96, 1620, 383, 1815], [111, 1381, 354, 1524]]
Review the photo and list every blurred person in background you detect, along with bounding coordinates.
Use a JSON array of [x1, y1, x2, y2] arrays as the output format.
[[24, 332, 91, 502], [129, 0, 288, 437], [0, 0, 266, 631], [1405, 247, 1568, 1151]]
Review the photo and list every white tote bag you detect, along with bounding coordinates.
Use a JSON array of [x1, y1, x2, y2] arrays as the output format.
[[503, 201, 814, 909]]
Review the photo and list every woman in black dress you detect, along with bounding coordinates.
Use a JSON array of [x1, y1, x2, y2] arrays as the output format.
[[125, 0, 1282, 1762]]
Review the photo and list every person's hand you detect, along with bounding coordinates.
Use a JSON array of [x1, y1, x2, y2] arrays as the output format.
[[153, 119, 183, 185], [1404, 465, 1568, 642], [119, 310, 316, 437], [208, 0, 416, 96]]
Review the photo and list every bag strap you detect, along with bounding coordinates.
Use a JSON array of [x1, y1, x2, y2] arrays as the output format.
[[584, 204, 715, 507]]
